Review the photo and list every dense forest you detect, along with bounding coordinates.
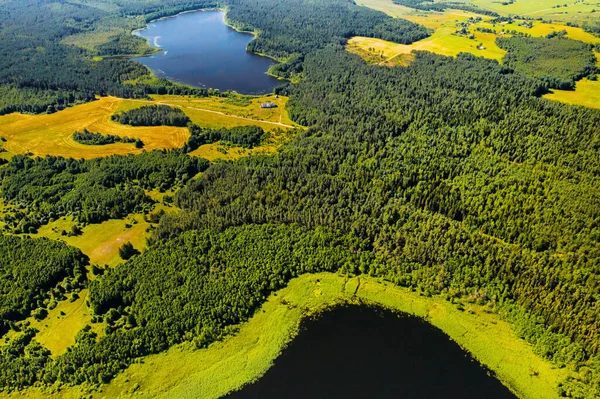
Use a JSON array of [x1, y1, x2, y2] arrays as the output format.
[[185, 125, 267, 151], [0, 151, 209, 231], [1, 0, 599, 397], [0, 235, 88, 334], [111, 105, 191, 127], [497, 35, 598, 89]]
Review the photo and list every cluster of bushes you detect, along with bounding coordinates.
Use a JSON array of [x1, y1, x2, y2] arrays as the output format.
[[72, 129, 140, 147]]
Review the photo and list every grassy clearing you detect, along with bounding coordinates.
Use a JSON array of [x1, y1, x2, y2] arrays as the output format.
[[543, 52, 600, 108], [18, 188, 176, 268], [188, 127, 296, 161], [544, 78, 600, 108], [188, 142, 279, 161], [1, 290, 104, 358], [0, 94, 296, 160], [33, 215, 151, 268], [61, 30, 121, 53], [7, 273, 565, 399], [0, 196, 175, 361], [30, 190, 178, 269], [0, 97, 187, 159], [19, 290, 104, 357]]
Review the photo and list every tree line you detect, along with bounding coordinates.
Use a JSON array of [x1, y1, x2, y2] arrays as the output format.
[[392, 0, 499, 16], [185, 125, 267, 151], [73, 129, 137, 146], [111, 105, 191, 127]]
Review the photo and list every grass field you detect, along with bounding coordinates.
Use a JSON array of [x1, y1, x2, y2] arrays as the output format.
[[17, 290, 104, 357], [33, 214, 151, 268], [544, 78, 600, 108], [543, 51, 600, 108], [358, 0, 600, 25], [470, 0, 600, 25], [6, 273, 566, 399], [353, 0, 600, 67], [348, 10, 599, 72], [0, 94, 296, 160]]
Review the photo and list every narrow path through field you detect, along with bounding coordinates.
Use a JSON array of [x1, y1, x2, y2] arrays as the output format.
[[178, 105, 297, 129], [147, 99, 297, 129]]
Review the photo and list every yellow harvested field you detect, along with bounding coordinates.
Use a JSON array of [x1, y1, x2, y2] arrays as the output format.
[[0, 97, 188, 159], [348, 29, 505, 64], [0, 94, 297, 160], [402, 10, 482, 29], [359, 0, 600, 26], [543, 78, 600, 109], [348, 11, 506, 64]]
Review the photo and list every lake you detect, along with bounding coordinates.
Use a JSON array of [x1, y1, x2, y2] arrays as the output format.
[[225, 306, 517, 399], [132, 10, 281, 94]]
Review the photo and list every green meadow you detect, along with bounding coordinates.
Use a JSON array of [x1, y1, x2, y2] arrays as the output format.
[[8, 273, 565, 399]]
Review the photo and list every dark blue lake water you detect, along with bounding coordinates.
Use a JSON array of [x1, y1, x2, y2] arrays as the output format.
[[132, 10, 281, 94], [225, 305, 518, 399]]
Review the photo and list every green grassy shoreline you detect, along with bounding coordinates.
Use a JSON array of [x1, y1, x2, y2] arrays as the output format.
[[8, 273, 564, 399]]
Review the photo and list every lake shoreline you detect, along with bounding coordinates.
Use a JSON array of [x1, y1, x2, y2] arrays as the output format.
[[94, 273, 564, 399], [2, 273, 565, 398], [130, 9, 283, 94]]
